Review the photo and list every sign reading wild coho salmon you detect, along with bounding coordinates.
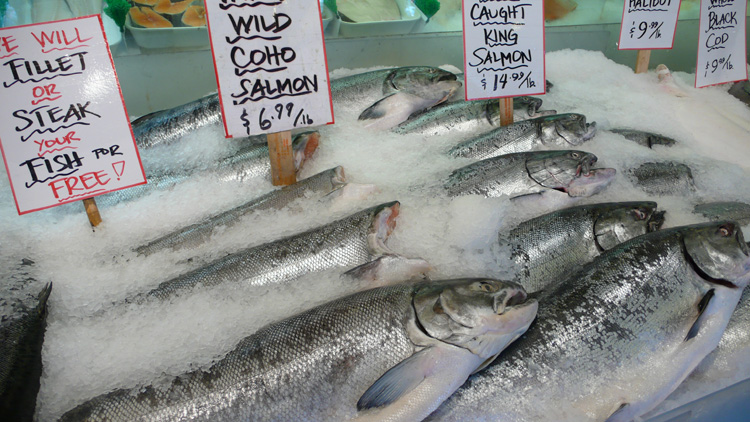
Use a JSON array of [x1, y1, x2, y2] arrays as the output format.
[[205, 0, 334, 137], [462, 0, 546, 100], [695, 0, 748, 88], [618, 0, 682, 50], [0, 16, 146, 215]]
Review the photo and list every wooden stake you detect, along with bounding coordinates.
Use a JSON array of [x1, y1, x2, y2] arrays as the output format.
[[82, 198, 102, 227], [635, 50, 651, 74], [499, 97, 514, 126], [267, 131, 296, 186]]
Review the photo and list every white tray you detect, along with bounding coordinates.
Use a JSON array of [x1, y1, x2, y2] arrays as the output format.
[[338, 0, 424, 38], [125, 13, 209, 51]]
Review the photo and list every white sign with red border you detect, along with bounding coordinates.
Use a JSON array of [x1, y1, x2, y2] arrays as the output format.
[[462, 0, 546, 101], [618, 0, 682, 50], [0, 15, 146, 215], [205, 0, 334, 137], [695, 0, 748, 88]]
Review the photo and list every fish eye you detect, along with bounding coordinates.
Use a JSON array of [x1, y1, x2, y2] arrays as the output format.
[[718, 224, 733, 237], [633, 209, 647, 220], [571, 152, 580, 159], [475, 281, 498, 293]]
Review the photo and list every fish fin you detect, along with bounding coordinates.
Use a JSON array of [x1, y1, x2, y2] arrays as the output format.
[[604, 402, 630, 422], [509, 192, 544, 201], [472, 353, 501, 375], [343, 255, 431, 287], [685, 289, 714, 341], [357, 348, 434, 411], [344, 257, 391, 281], [358, 94, 396, 121]]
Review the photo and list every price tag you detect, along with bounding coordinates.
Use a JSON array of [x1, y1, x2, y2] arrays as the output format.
[[0, 16, 146, 215], [695, 0, 748, 88], [462, 0, 546, 100], [618, 0, 682, 50], [205, 0, 334, 137]]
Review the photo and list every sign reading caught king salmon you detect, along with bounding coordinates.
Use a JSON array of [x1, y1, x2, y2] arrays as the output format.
[[462, 0, 546, 100], [205, 0, 334, 137], [0, 16, 146, 215]]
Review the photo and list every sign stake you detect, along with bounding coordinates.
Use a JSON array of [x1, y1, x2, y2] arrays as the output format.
[[82, 198, 102, 227], [499, 98, 514, 126], [267, 131, 296, 186], [635, 50, 651, 74]]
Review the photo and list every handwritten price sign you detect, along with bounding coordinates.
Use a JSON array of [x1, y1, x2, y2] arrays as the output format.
[[0, 16, 145, 215], [462, 0, 546, 100], [618, 0, 682, 50], [695, 0, 747, 88], [205, 0, 334, 137]]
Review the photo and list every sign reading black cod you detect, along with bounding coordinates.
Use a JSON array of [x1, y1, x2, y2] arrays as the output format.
[[695, 0, 748, 87], [0, 16, 146, 215], [462, 0, 545, 100], [205, 0, 334, 137], [618, 0, 681, 50]]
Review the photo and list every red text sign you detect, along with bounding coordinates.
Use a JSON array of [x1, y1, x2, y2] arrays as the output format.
[[0, 16, 146, 214]]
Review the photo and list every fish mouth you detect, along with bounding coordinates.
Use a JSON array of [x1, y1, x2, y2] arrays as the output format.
[[578, 154, 598, 176], [367, 201, 400, 256], [557, 117, 596, 146], [564, 168, 617, 197], [493, 288, 531, 315], [648, 210, 667, 232], [581, 122, 597, 141]]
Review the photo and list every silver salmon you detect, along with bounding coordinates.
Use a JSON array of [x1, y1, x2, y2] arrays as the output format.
[[60, 278, 537, 422], [430, 222, 750, 422], [0, 258, 51, 422], [694, 201, 750, 226], [444, 150, 616, 199], [121, 202, 427, 305], [134, 166, 348, 256], [334, 66, 459, 114], [94, 132, 319, 208], [503, 201, 665, 293], [392, 98, 555, 137], [357, 75, 461, 130], [133, 67, 459, 149], [448, 113, 597, 160]]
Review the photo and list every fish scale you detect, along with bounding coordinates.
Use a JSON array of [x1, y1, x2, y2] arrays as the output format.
[[449, 120, 540, 160], [123, 202, 398, 305], [448, 114, 596, 160], [392, 98, 546, 137], [134, 167, 346, 256], [92, 133, 316, 208], [61, 279, 538, 421], [444, 152, 537, 198], [627, 161, 697, 196], [430, 223, 750, 422], [443, 150, 609, 199], [61, 285, 418, 422], [0, 258, 51, 422], [132, 94, 223, 150], [506, 207, 603, 292]]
